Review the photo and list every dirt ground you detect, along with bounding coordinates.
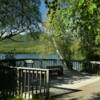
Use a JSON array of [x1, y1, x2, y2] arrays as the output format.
[[53, 79, 100, 100]]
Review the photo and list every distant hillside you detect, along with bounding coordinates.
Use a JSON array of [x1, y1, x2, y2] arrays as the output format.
[[0, 33, 55, 54]]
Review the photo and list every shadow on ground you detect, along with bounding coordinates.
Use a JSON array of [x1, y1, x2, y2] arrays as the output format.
[[49, 70, 98, 100], [89, 93, 100, 100], [50, 86, 81, 97], [50, 70, 93, 86]]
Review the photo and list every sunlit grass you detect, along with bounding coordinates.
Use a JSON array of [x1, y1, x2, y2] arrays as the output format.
[[0, 36, 54, 54]]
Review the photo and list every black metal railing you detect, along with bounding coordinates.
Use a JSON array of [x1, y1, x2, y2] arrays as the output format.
[[0, 67, 17, 99], [66, 60, 100, 74], [15, 67, 49, 99], [0, 66, 49, 100], [0, 59, 100, 99], [1, 59, 100, 73]]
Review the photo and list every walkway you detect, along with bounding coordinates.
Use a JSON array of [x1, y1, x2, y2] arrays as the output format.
[[52, 75, 100, 100]]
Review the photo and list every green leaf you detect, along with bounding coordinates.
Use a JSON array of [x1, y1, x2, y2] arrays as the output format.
[[88, 3, 97, 14], [78, 0, 84, 7], [95, 34, 100, 45]]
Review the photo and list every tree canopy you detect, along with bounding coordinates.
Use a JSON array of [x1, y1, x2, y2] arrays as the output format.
[[70, 0, 100, 60], [0, 0, 41, 40], [45, 0, 100, 60]]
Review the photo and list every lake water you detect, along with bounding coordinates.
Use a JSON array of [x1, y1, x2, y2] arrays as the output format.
[[0, 53, 60, 60]]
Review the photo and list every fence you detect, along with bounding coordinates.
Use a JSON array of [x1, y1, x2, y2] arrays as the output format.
[[66, 60, 100, 74], [14, 59, 64, 69], [0, 59, 64, 67], [1, 59, 100, 73], [16, 67, 49, 99], [0, 67, 17, 99], [0, 59, 100, 99], [0, 66, 49, 100]]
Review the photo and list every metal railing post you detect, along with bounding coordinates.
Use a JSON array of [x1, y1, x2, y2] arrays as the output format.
[[46, 69, 49, 100]]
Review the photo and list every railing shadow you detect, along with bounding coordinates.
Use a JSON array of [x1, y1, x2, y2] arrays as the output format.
[[50, 86, 82, 100], [50, 70, 93, 86]]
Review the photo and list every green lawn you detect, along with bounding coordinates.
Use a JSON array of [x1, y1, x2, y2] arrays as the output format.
[[0, 34, 54, 54]]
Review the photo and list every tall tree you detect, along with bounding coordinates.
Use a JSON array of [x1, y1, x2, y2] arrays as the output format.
[[45, 0, 76, 60], [45, 0, 100, 60], [0, 0, 41, 40]]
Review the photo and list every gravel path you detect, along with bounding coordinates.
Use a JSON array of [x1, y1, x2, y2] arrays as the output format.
[[53, 79, 100, 100]]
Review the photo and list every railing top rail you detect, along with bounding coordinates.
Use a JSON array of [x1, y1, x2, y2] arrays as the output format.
[[10, 66, 49, 71], [90, 61, 100, 64]]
